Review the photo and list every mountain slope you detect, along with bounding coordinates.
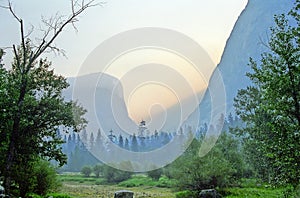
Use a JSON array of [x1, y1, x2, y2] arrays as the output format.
[[197, 0, 295, 125], [63, 73, 137, 136]]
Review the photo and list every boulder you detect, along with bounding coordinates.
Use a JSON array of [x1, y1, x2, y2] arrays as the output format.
[[114, 190, 134, 198], [199, 189, 222, 198]]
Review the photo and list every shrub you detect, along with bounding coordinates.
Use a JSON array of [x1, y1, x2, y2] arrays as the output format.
[[147, 168, 163, 181], [33, 160, 60, 195], [156, 176, 176, 188], [102, 165, 132, 183], [22, 159, 60, 197], [93, 164, 103, 178], [169, 134, 244, 191], [81, 166, 92, 177]]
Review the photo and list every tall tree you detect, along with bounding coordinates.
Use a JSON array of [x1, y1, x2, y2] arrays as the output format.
[[0, 1, 96, 196], [131, 134, 138, 152], [90, 132, 95, 149], [234, 1, 300, 185], [124, 138, 129, 150], [118, 134, 124, 148]]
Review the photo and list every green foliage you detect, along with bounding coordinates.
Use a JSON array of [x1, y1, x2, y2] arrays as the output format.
[[10, 158, 60, 197], [168, 132, 244, 192], [223, 187, 288, 198], [234, 2, 300, 186], [81, 166, 92, 177], [156, 176, 176, 188], [147, 168, 163, 181], [27, 193, 73, 198], [102, 164, 132, 183], [32, 159, 60, 195], [175, 190, 197, 198], [45, 193, 73, 198], [26, 193, 43, 198], [118, 175, 156, 187], [0, 1, 94, 195], [93, 164, 103, 178], [58, 173, 104, 185], [0, 44, 87, 197], [118, 175, 175, 188]]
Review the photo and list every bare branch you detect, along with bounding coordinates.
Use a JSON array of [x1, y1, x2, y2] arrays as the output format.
[[46, 44, 67, 58], [3, 1, 28, 72], [24, 24, 34, 39], [30, 0, 98, 63], [3, 0, 98, 71], [0, 5, 9, 9], [7, 1, 21, 22], [0, 46, 13, 50]]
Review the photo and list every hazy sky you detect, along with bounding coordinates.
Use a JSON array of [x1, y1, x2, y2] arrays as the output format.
[[1, 0, 248, 123], [1, 0, 247, 76]]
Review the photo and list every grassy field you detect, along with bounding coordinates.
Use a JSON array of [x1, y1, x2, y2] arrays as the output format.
[[57, 173, 176, 198], [56, 173, 295, 198], [222, 187, 290, 198]]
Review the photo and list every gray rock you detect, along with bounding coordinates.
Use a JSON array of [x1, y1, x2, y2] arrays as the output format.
[[199, 189, 222, 198], [114, 190, 134, 198]]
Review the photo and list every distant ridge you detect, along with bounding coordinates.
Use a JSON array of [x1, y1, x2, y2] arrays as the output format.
[[195, 0, 294, 126]]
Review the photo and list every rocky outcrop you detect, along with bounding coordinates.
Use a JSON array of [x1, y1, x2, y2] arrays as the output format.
[[114, 190, 134, 198]]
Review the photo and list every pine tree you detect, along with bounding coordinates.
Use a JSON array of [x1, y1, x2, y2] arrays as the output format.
[[131, 134, 138, 152], [89, 132, 95, 149], [124, 138, 129, 150], [118, 134, 124, 148]]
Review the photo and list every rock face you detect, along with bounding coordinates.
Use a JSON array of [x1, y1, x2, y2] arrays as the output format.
[[195, 0, 295, 125], [64, 72, 137, 135], [114, 190, 134, 198], [199, 189, 222, 198]]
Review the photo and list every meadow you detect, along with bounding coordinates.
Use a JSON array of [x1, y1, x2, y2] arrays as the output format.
[[55, 173, 292, 198]]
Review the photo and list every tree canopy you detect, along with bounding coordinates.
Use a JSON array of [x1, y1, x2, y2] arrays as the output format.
[[0, 1, 95, 196], [234, 0, 300, 185]]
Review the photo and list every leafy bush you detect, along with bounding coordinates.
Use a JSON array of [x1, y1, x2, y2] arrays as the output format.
[[93, 164, 103, 178], [102, 165, 132, 183], [282, 185, 300, 198], [168, 133, 244, 191], [147, 168, 163, 181], [156, 176, 176, 188], [33, 160, 60, 195], [81, 166, 92, 177], [21, 159, 60, 197], [95, 180, 102, 185]]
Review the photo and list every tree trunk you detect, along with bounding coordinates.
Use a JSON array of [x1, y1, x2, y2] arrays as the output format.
[[4, 77, 27, 196]]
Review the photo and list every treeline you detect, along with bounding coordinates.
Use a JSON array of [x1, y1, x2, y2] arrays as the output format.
[[60, 127, 189, 172]]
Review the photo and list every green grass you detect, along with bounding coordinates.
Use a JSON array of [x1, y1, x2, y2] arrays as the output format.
[[57, 174, 297, 198], [223, 187, 288, 198], [118, 174, 176, 188], [58, 173, 105, 185], [57, 173, 176, 197]]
